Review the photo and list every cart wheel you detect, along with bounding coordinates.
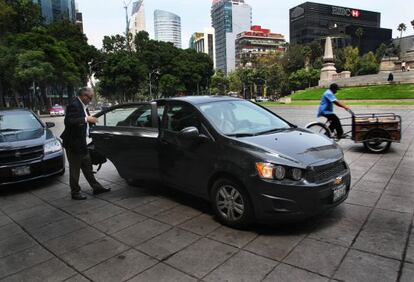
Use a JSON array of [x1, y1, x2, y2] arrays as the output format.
[[363, 129, 391, 153], [306, 122, 332, 138]]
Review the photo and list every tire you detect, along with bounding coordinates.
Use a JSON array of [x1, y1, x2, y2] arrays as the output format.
[[211, 178, 254, 229], [306, 122, 332, 138], [363, 129, 391, 153]]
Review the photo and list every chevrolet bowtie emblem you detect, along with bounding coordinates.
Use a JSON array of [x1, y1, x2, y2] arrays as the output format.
[[15, 151, 21, 158], [334, 177, 343, 185]]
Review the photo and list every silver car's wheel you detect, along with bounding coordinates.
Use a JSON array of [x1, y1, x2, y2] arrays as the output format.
[[216, 185, 245, 221], [211, 178, 254, 229]]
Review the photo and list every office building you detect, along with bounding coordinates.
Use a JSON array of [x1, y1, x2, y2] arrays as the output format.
[[129, 0, 146, 36], [32, 0, 76, 23], [236, 25, 286, 68], [289, 2, 392, 54], [75, 2, 83, 32], [189, 28, 216, 68], [154, 10, 182, 48], [211, 0, 252, 73]]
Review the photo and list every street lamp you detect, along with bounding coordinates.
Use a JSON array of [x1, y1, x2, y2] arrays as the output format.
[[149, 70, 160, 100]]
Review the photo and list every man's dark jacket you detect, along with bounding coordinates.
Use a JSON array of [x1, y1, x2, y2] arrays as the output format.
[[60, 98, 90, 155]]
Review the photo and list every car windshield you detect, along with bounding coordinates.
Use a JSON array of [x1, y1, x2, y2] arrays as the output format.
[[199, 100, 291, 136], [0, 111, 43, 132]]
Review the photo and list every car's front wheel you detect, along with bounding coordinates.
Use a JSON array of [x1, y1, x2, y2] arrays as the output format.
[[211, 178, 254, 229]]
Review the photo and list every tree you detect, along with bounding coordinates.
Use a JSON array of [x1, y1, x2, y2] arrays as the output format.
[[159, 74, 184, 97], [343, 46, 360, 75], [357, 51, 379, 75], [397, 23, 407, 39], [0, 0, 42, 35], [228, 71, 242, 93], [302, 45, 312, 70], [288, 68, 320, 91], [355, 27, 364, 50], [211, 70, 229, 95], [375, 43, 387, 63], [281, 44, 305, 74]]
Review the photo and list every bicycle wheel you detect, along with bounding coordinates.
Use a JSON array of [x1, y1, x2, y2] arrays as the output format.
[[363, 129, 391, 153], [306, 122, 332, 138]]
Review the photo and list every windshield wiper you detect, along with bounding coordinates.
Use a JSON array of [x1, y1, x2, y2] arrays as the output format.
[[227, 133, 256, 138], [254, 128, 290, 136], [0, 128, 22, 132]]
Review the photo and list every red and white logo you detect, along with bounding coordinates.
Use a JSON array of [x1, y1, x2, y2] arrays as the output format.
[[351, 9, 360, 17]]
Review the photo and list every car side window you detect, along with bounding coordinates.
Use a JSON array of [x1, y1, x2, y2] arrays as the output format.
[[165, 103, 201, 132], [100, 104, 156, 128]]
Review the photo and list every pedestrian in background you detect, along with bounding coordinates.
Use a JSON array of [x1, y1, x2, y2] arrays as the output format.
[[60, 87, 110, 200], [401, 61, 406, 72]]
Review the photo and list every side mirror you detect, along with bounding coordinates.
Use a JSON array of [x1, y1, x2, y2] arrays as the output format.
[[179, 127, 200, 139], [46, 122, 55, 128]]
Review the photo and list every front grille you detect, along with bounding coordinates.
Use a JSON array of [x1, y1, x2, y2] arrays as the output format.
[[307, 160, 347, 183], [0, 146, 44, 165]]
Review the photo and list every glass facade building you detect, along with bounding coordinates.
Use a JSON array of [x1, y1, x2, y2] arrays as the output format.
[[32, 0, 76, 23], [189, 28, 216, 68], [211, 0, 252, 73], [290, 2, 392, 54], [130, 0, 146, 36], [154, 10, 182, 48]]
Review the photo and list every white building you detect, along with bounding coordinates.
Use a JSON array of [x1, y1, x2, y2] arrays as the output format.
[[190, 28, 216, 68], [129, 0, 146, 36]]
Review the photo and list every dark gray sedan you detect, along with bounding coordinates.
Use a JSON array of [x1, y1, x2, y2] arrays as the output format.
[[90, 96, 350, 228]]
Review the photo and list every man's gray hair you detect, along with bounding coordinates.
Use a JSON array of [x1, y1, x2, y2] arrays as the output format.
[[78, 87, 93, 97]]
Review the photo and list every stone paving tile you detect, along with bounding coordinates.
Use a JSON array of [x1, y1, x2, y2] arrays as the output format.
[[384, 182, 414, 199], [0, 194, 44, 215], [137, 228, 200, 260], [0, 223, 24, 241], [60, 237, 129, 272], [114, 192, 159, 209], [93, 211, 147, 234], [353, 209, 411, 260], [128, 263, 197, 282], [376, 194, 414, 214], [204, 250, 277, 282], [244, 232, 304, 261], [207, 225, 258, 248], [407, 231, 414, 263], [165, 238, 237, 279], [43, 227, 105, 255], [62, 198, 109, 215], [152, 205, 202, 226], [400, 262, 414, 282], [134, 198, 179, 217], [84, 249, 157, 282], [0, 232, 37, 258], [1, 258, 76, 282], [7, 204, 56, 222], [112, 219, 171, 246], [70, 203, 127, 225], [16, 209, 69, 232], [31, 184, 71, 202], [262, 263, 329, 282], [29, 217, 87, 243], [0, 245, 53, 278], [178, 214, 220, 236], [345, 189, 381, 207], [63, 274, 90, 282], [352, 179, 387, 194], [307, 204, 371, 247], [284, 238, 348, 277], [0, 215, 11, 228]]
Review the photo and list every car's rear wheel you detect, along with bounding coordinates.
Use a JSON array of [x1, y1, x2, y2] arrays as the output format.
[[211, 178, 254, 229]]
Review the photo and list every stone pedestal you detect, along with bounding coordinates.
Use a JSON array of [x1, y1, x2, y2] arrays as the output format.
[[379, 57, 399, 73]]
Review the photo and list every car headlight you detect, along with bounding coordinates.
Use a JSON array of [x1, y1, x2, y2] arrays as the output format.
[[256, 162, 303, 181], [44, 139, 62, 154]]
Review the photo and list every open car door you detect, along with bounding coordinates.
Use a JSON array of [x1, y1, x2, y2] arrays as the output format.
[[90, 102, 161, 182]]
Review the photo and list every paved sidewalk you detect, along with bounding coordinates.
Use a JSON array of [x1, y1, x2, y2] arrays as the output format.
[[1, 108, 413, 282]]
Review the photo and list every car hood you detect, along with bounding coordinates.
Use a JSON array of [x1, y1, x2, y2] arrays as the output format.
[[234, 128, 343, 167], [0, 128, 54, 149]]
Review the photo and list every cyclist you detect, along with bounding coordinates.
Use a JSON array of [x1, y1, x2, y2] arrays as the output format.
[[317, 83, 351, 139]]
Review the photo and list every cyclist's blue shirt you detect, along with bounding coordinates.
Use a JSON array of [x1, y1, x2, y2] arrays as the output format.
[[317, 89, 337, 117]]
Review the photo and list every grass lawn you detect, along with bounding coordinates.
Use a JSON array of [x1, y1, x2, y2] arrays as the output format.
[[261, 100, 414, 107], [290, 84, 414, 100]]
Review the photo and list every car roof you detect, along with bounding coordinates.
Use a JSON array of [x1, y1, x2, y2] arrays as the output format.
[[161, 95, 241, 105]]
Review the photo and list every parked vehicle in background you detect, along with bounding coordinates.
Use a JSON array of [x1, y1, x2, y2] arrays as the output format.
[[49, 105, 65, 116], [0, 109, 65, 186], [255, 96, 269, 102], [101, 102, 113, 111], [90, 96, 350, 228]]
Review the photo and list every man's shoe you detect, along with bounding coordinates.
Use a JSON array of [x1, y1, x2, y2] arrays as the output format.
[[93, 187, 111, 195], [72, 193, 87, 200]]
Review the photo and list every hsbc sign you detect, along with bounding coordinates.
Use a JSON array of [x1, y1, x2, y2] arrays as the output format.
[[332, 6, 360, 18]]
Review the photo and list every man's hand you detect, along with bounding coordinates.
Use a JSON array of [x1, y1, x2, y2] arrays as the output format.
[[87, 116, 98, 124]]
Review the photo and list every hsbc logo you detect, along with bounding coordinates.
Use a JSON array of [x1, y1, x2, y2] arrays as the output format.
[[332, 6, 360, 18]]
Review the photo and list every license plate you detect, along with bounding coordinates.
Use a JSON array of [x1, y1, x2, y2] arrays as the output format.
[[12, 166, 31, 176], [333, 185, 346, 202]]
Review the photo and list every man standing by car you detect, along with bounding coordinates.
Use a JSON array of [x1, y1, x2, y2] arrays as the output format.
[[317, 83, 350, 139], [61, 87, 110, 200]]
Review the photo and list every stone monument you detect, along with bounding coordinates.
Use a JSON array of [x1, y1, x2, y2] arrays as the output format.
[[319, 37, 351, 86]]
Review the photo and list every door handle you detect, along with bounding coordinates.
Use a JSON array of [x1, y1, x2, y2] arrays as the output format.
[[102, 133, 113, 140]]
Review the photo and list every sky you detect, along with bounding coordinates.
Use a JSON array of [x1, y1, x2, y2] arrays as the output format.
[[78, 0, 414, 49]]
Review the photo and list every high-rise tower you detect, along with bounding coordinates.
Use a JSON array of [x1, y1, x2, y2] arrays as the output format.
[[129, 0, 146, 36], [211, 0, 252, 73], [154, 10, 182, 48]]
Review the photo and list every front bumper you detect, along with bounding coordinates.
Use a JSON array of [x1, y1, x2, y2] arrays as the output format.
[[0, 151, 65, 186], [248, 171, 351, 224]]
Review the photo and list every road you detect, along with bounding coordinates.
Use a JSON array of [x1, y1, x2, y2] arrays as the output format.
[[1, 106, 413, 282]]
